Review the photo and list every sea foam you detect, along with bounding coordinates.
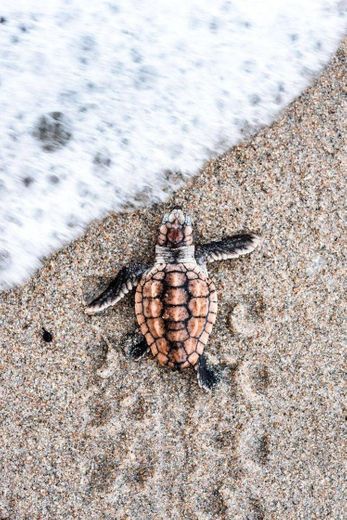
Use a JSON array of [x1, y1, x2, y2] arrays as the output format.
[[0, 0, 345, 289]]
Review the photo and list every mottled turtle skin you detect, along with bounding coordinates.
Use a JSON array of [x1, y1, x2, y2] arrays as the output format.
[[85, 208, 261, 390]]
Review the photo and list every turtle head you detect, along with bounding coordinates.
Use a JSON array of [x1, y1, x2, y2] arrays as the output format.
[[157, 208, 193, 248]]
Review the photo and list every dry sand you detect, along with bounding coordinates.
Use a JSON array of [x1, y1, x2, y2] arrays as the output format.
[[1, 41, 346, 519]]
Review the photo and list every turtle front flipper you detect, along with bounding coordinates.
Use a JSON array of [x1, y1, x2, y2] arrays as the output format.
[[85, 264, 147, 315], [196, 233, 261, 264], [196, 355, 220, 391]]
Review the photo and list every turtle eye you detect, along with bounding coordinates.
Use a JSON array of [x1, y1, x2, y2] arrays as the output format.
[[162, 212, 169, 223], [185, 215, 192, 225]]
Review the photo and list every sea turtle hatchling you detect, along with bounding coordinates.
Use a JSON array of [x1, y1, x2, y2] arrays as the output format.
[[85, 208, 261, 390]]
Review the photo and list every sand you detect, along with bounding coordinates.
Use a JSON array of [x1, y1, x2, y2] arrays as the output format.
[[0, 41, 346, 519]]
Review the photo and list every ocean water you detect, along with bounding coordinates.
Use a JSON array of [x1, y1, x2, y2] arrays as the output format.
[[0, 0, 345, 290]]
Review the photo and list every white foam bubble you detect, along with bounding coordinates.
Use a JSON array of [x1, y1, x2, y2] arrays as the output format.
[[0, 0, 345, 289]]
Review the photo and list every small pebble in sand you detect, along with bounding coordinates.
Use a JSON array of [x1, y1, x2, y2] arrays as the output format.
[[41, 327, 53, 342]]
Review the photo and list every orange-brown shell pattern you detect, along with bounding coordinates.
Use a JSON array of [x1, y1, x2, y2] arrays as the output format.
[[135, 263, 218, 369]]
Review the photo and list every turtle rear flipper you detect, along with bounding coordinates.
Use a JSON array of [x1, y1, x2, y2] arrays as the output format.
[[123, 334, 149, 360], [85, 264, 147, 315], [196, 233, 261, 264], [196, 355, 220, 391]]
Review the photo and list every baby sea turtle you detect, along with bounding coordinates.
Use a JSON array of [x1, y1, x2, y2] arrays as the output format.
[[85, 208, 261, 390]]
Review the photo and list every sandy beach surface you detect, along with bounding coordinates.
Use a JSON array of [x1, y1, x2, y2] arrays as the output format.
[[1, 41, 346, 519]]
